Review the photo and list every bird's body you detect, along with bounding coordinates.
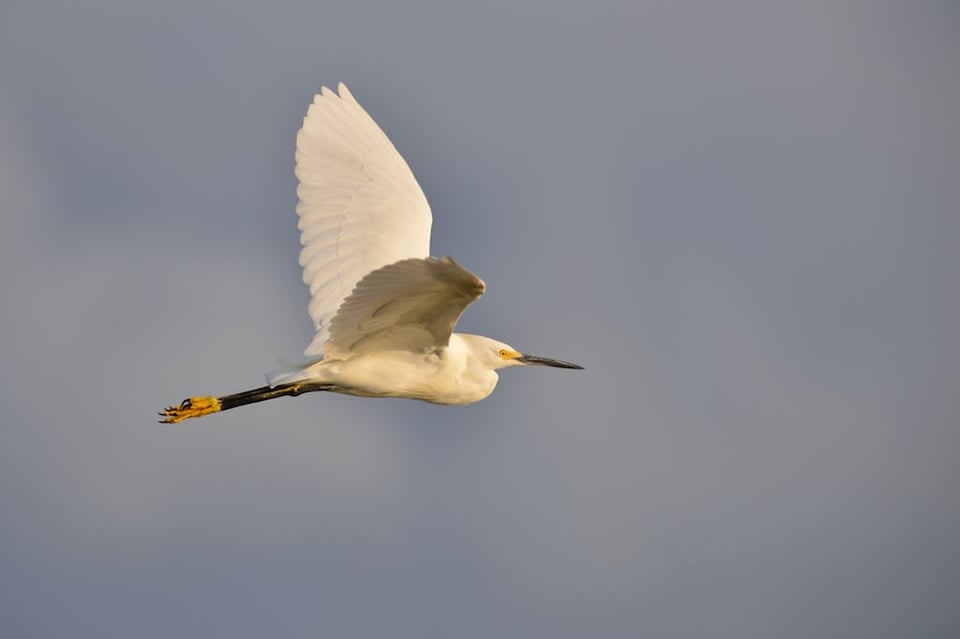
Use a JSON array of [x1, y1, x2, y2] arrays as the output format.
[[160, 84, 581, 423], [293, 333, 502, 405]]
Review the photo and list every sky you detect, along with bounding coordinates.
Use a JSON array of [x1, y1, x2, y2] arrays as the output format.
[[1, 1, 958, 637]]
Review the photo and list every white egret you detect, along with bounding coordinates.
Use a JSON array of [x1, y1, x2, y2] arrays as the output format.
[[160, 84, 582, 423]]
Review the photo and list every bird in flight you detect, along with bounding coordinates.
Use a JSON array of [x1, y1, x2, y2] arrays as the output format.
[[160, 84, 582, 423]]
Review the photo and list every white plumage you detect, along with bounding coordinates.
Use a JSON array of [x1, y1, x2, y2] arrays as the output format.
[[296, 84, 432, 356], [160, 83, 580, 423]]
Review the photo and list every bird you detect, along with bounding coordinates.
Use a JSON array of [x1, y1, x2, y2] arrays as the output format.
[[160, 83, 582, 423]]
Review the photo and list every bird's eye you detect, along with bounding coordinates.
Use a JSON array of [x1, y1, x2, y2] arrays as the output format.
[[498, 349, 509, 358]]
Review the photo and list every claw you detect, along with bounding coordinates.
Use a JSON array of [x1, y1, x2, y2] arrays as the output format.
[[159, 396, 222, 423]]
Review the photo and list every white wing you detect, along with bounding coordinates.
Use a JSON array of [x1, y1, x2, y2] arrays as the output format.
[[296, 83, 432, 356], [325, 257, 485, 357]]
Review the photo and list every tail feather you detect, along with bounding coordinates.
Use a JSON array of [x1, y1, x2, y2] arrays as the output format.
[[265, 354, 325, 387]]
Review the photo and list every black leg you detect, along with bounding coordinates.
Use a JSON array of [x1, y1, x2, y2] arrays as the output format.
[[159, 382, 336, 423]]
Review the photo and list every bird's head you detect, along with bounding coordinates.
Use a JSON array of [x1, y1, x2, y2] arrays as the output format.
[[462, 335, 584, 372]]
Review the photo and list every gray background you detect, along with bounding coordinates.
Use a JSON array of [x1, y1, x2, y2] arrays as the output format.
[[2, 1, 958, 637]]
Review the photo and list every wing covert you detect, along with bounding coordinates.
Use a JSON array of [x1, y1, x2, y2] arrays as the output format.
[[325, 257, 485, 357]]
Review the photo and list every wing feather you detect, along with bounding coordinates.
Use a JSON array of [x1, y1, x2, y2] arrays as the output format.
[[296, 84, 432, 356], [325, 257, 485, 357]]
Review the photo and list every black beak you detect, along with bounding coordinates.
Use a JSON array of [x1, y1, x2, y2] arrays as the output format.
[[517, 354, 584, 369]]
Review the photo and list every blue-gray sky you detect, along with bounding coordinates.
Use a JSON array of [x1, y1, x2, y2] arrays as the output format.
[[1, 1, 958, 637]]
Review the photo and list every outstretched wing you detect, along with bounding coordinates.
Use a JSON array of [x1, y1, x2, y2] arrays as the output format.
[[296, 83, 432, 356], [325, 257, 485, 357]]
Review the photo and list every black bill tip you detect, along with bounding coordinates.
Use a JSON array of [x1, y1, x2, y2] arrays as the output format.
[[518, 354, 584, 369]]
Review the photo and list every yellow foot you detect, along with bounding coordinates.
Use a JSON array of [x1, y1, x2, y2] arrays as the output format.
[[159, 396, 222, 424]]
